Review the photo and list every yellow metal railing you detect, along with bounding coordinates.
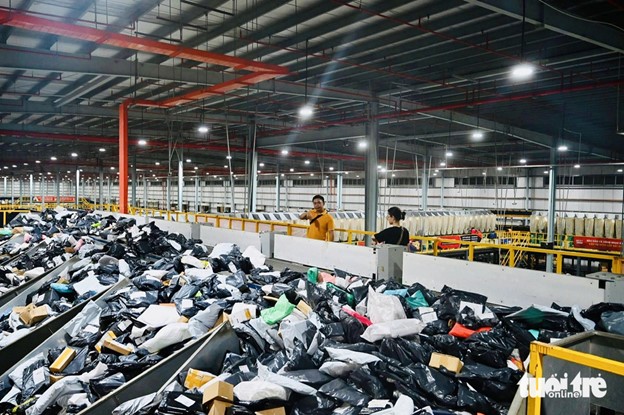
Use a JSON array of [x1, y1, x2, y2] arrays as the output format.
[[527, 340, 624, 414], [4, 203, 624, 274], [408, 235, 624, 274]]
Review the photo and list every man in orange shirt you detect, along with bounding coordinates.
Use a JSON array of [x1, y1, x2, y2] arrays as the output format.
[[299, 195, 335, 241]]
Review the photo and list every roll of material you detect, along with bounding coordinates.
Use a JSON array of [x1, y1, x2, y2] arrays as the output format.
[[565, 216, 575, 235], [594, 216, 605, 238], [584, 215, 595, 237], [605, 217, 615, 238], [575, 216, 585, 236], [556, 215, 565, 235]]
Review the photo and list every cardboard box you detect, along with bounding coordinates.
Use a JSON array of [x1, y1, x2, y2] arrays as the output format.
[[202, 379, 233, 405], [213, 312, 229, 328], [50, 347, 76, 373], [49, 374, 64, 384], [95, 331, 117, 353], [256, 408, 286, 415], [12, 306, 28, 315], [207, 399, 232, 415], [102, 339, 133, 355], [296, 300, 312, 316], [19, 305, 49, 326], [429, 352, 463, 374], [184, 368, 215, 390]]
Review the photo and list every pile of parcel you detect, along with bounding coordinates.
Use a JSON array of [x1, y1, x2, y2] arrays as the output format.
[[0, 211, 623, 415]]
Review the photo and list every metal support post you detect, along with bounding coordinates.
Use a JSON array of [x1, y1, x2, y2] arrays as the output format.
[[99, 167, 104, 210], [440, 171, 445, 208], [29, 174, 33, 204], [337, 161, 344, 210], [143, 176, 148, 209], [546, 147, 557, 273], [275, 164, 281, 211], [178, 158, 184, 211], [422, 148, 430, 211], [364, 99, 379, 245], [75, 169, 80, 209], [40, 178, 45, 210], [166, 175, 171, 211], [107, 176, 111, 205], [194, 175, 199, 212], [131, 155, 137, 207], [247, 150, 258, 213], [55, 171, 60, 203]]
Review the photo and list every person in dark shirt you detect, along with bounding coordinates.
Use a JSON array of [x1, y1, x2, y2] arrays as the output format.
[[373, 206, 409, 246]]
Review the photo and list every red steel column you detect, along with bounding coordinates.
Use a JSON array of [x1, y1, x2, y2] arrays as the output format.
[[119, 101, 129, 213]]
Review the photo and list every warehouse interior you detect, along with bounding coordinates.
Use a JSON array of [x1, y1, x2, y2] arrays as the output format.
[[0, 0, 623, 192], [1, 1, 624, 415]]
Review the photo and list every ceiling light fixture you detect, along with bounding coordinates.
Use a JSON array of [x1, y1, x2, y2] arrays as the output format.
[[510, 63, 535, 80], [71, 152, 78, 157], [440, 162, 446, 167], [198, 125, 209, 133], [446, 151, 453, 157], [226, 155, 232, 160], [304, 160, 310, 165], [497, 166, 503, 171], [259, 163, 265, 167], [519, 158, 527, 164], [557, 145, 568, 152], [138, 139, 147, 146], [35, 160, 41, 164], [358, 140, 367, 149], [99, 148, 105, 152], [574, 164, 580, 169], [329, 167, 334, 171], [51, 156, 57, 161], [472, 131, 484, 140], [186, 159, 192, 163], [290, 168, 294, 172], [618, 169, 623, 173], [155, 162, 160, 165], [298, 105, 313, 120], [281, 149, 289, 155]]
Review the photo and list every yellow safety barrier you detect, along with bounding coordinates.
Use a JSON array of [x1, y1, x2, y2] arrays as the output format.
[[4, 203, 623, 274], [527, 340, 624, 414], [409, 235, 623, 275]]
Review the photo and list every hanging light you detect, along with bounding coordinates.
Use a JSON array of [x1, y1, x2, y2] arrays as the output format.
[[510, 63, 535, 80], [557, 145, 568, 152], [198, 125, 209, 133], [358, 140, 368, 149], [281, 149, 289, 155], [138, 139, 147, 146], [298, 39, 313, 120], [573, 164, 580, 169], [298, 105, 313, 119], [519, 158, 527, 164], [472, 131, 484, 140]]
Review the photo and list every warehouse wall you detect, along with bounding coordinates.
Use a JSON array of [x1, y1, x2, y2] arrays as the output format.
[[4, 170, 623, 217]]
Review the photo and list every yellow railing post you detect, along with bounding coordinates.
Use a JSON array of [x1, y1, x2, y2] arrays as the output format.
[[527, 343, 544, 415], [433, 239, 439, 256], [468, 244, 474, 261], [509, 249, 516, 268], [556, 253, 563, 274]]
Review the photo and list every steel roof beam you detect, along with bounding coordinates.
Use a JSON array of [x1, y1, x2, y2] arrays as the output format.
[[465, 0, 624, 54]]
